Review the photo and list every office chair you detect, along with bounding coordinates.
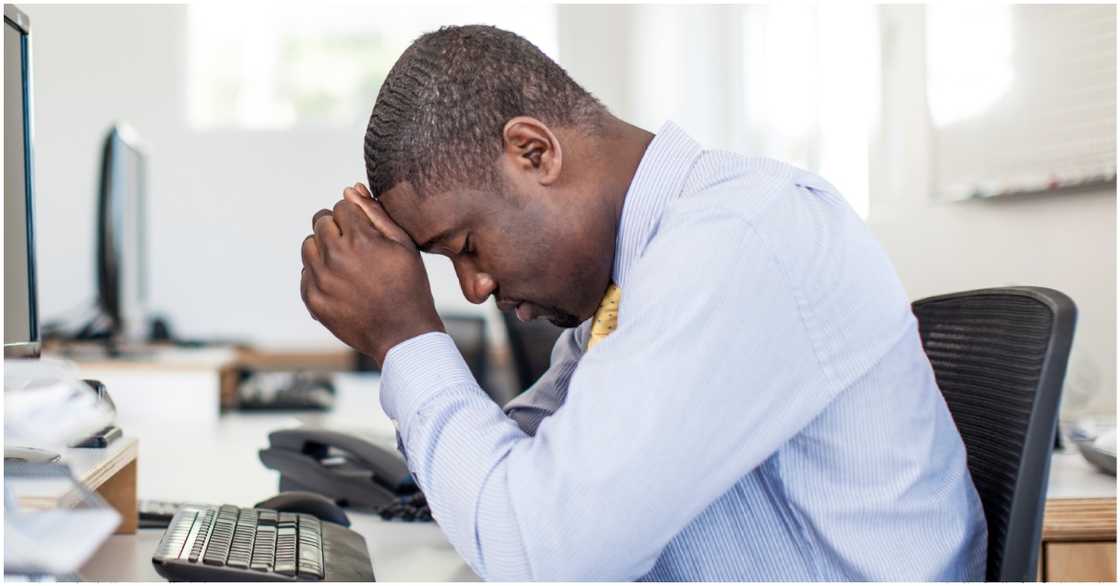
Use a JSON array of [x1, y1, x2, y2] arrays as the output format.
[[912, 287, 1077, 582], [500, 310, 565, 394], [442, 313, 490, 388], [352, 313, 493, 397]]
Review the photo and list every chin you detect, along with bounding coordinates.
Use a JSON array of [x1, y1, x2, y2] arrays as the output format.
[[547, 314, 583, 329]]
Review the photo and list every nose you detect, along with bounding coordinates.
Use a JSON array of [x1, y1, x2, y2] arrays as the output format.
[[454, 260, 496, 305]]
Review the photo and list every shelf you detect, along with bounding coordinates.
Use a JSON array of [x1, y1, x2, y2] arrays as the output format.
[[12, 437, 139, 534]]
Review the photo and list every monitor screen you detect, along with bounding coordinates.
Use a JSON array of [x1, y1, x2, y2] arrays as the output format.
[[98, 125, 148, 342], [4, 7, 39, 358]]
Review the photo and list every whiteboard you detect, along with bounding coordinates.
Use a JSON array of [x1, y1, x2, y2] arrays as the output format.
[[926, 5, 1116, 200]]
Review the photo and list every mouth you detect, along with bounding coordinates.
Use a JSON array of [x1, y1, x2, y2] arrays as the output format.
[[496, 298, 539, 322], [514, 303, 535, 322]]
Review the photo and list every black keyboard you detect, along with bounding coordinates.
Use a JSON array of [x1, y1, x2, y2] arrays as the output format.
[[140, 499, 208, 529], [152, 504, 374, 582]]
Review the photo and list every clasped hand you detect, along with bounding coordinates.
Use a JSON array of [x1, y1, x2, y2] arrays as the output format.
[[300, 183, 444, 367]]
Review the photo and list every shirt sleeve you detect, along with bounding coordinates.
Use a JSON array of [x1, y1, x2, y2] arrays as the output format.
[[378, 210, 841, 580], [501, 321, 590, 435]]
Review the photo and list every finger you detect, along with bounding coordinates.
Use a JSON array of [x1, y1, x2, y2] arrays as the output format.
[[342, 187, 378, 223], [302, 234, 324, 270], [313, 210, 342, 251], [332, 199, 365, 237], [312, 208, 335, 232], [303, 276, 325, 323], [353, 182, 374, 200], [300, 267, 318, 321], [343, 188, 414, 248]]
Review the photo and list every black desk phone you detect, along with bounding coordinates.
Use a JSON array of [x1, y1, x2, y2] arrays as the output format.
[[259, 428, 420, 511]]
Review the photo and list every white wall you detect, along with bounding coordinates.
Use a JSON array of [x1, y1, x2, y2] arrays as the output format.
[[872, 6, 1116, 418], [24, 4, 491, 351], [565, 5, 1116, 418], [558, 5, 748, 151], [23, 5, 1116, 416]]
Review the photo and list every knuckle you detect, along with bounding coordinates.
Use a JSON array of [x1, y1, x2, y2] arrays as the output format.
[[306, 288, 327, 314], [313, 210, 336, 233], [301, 270, 318, 297], [316, 269, 341, 294], [301, 236, 319, 261]]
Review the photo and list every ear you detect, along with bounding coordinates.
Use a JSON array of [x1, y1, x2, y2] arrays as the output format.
[[501, 116, 563, 186]]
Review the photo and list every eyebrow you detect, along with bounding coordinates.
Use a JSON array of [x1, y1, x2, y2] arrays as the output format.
[[418, 228, 454, 253]]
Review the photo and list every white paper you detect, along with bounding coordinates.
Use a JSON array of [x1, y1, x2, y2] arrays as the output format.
[[4, 358, 114, 449], [4, 476, 120, 576]]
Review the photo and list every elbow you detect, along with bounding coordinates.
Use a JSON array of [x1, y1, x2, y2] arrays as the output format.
[[474, 517, 660, 581]]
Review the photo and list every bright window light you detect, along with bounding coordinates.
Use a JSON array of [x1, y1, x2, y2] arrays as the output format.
[[926, 5, 1014, 127], [742, 5, 878, 219], [187, 4, 558, 130]]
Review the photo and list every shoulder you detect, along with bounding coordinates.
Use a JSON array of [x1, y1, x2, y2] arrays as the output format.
[[670, 152, 842, 225]]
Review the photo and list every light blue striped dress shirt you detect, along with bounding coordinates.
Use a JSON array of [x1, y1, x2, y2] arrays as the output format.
[[380, 121, 988, 581]]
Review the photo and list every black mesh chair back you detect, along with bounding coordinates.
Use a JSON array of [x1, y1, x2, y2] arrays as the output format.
[[353, 313, 493, 399], [500, 310, 565, 394], [442, 313, 490, 388], [912, 287, 1076, 582]]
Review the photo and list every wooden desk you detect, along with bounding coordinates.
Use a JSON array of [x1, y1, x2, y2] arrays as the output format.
[[45, 345, 239, 424], [11, 437, 139, 534], [1040, 451, 1117, 582], [47, 344, 359, 416], [1041, 499, 1115, 581]]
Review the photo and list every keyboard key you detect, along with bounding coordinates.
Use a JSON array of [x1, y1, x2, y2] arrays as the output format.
[[227, 509, 257, 568], [202, 516, 236, 565], [153, 511, 196, 560], [274, 524, 297, 576], [250, 524, 276, 572], [297, 515, 325, 579], [257, 509, 278, 526], [187, 511, 213, 563], [298, 560, 324, 579]]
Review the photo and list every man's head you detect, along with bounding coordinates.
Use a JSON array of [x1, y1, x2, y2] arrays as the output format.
[[364, 25, 648, 327]]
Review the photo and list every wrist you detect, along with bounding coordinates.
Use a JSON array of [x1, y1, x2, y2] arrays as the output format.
[[372, 319, 445, 367], [378, 331, 475, 425]]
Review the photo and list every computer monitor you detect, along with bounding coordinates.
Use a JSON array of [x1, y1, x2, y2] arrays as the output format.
[[97, 124, 149, 343], [4, 5, 40, 359]]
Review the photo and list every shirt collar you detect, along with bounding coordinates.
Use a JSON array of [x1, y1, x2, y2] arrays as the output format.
[[611, 121, 703, 287]]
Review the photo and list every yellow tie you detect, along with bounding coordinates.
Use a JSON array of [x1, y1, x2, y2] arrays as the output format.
[[586, 283, 621, 351]]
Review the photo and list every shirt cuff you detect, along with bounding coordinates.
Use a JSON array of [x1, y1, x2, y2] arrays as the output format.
[[380, 331, 476, 427]]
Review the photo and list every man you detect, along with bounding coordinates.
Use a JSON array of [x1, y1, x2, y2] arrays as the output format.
[[300, 25, 987, 581]]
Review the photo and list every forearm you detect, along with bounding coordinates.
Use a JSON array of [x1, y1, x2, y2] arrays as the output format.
[[382, 332, 660, 580], [381, 333, 534, 578]]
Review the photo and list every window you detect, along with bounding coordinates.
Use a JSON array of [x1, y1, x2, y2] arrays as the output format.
[[741, 4, 879, 218], [925, 5, 1116, 199], [187, 4, 558, 130]]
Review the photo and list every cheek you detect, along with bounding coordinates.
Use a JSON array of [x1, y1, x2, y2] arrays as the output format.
[[478, 227, 551, 288]]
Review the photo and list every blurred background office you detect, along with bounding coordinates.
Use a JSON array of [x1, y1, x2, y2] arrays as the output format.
[[21, 3, 1116, 419]]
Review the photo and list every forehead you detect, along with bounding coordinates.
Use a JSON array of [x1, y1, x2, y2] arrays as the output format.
[[379, 181, 469, 244]]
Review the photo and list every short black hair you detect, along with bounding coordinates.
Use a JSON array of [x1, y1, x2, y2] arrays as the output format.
[[363, 25, 608, 198]]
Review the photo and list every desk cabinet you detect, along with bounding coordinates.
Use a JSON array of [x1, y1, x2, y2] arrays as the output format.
[[1039, 498, 1116, 582]]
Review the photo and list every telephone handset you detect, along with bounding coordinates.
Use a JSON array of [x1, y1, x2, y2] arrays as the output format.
[[258, 427, 419, 510]]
